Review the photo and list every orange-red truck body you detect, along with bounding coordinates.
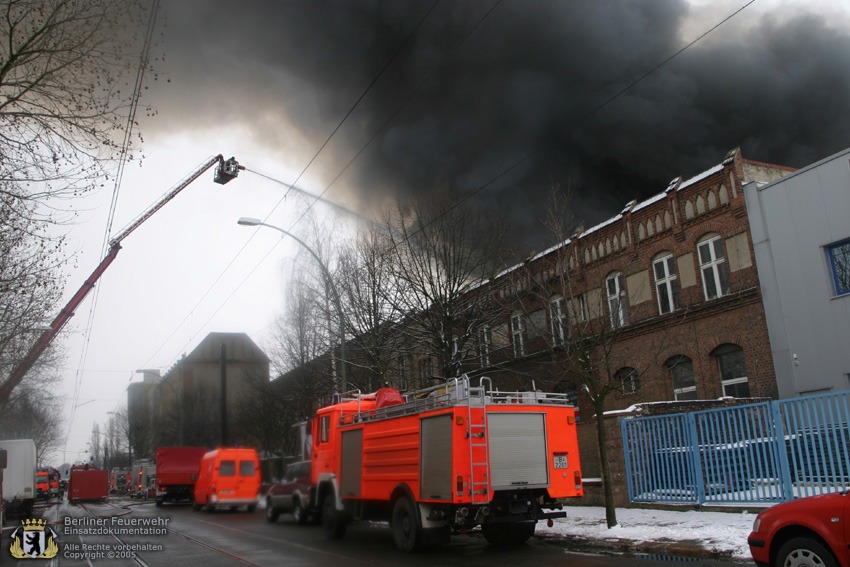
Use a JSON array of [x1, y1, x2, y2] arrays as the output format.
[[309, 376, 583, 550]]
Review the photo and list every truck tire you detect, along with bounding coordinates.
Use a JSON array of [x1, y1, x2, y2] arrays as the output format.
[[293, 498, 309, 525], [776, 536, 838, 567], [391, 495, 422, 553], [321, 495, 347, 540], [482, 521, 536, 545], [155, 498, 163, 507], [265, 498, 279, 522]]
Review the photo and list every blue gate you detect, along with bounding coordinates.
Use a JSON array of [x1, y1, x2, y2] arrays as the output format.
[[622, 391, 850, 504]]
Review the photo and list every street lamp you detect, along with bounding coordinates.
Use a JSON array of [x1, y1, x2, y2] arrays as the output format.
[[237, 217, 347, 393]]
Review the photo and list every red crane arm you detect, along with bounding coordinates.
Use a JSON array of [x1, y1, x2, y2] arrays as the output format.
[[0, 155, 242, 404]]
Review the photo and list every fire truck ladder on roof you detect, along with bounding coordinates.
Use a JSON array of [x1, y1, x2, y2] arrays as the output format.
[[467, 376, 492, 504]]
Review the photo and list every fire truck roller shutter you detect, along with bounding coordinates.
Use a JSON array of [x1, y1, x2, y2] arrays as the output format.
[[340, 429, 363, 498], [487, 412, 549, 489], [420, 414, 453, 500]]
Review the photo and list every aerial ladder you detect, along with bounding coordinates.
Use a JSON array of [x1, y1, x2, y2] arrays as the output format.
[[0, 155, 242, 404]]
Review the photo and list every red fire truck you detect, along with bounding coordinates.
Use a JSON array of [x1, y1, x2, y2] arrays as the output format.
[[308, 375, 583, 552], [68, 465, 108, 503]]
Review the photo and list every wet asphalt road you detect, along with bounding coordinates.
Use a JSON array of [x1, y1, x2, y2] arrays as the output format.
[[0, 497, 748, 567]]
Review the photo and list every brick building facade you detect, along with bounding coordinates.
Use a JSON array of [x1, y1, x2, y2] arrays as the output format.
[[284, 148, 796, 505]]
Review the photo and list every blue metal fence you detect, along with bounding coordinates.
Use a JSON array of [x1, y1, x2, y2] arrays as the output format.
[[622, 391, 850, 504]]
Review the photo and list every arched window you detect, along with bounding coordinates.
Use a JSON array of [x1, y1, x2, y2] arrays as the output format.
[[605, 272, 628, 329], [698, 234, 730, 300], [615, 367, 640, 394], [653, 252, 681, 314], [666, 355, 696, 400], [712, 344, 749, 397]]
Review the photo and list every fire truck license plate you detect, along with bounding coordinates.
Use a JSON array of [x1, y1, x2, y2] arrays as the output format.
[[553, 455, 568, 468]]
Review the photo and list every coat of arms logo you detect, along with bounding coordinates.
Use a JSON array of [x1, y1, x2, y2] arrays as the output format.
[[9, 518, 59, 559]]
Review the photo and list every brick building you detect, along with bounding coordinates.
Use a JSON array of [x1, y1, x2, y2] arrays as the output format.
[[282, 148, 796, 504], [438, 148, 794, 484]]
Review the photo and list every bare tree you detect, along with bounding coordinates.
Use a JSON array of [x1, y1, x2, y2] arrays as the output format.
[[235, 373, 296, 458], [0, 366, 62, 463], [0, 0, 155, 206], [336, 224, 411, 392], [384, 198, 508, 384], [0, 0, 158, 400], [103, 405, 132, 468], [270, 271, 336, 417], [504, 189, 693, 528], [0, 198, 66, 409]]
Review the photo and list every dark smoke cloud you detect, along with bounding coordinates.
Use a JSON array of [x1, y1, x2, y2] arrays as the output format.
[[150, 1, 850, 252]]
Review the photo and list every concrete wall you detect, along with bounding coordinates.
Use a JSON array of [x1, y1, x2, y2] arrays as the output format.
[[744, 147, 850, 397]]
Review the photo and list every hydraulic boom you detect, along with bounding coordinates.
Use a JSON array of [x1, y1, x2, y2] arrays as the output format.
[[0, 155, 242, 404]]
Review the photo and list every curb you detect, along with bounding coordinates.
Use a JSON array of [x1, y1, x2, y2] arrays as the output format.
[[536, 533, 748, 562]]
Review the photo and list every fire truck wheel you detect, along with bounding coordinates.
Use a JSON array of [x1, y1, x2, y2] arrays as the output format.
[[293, 499, 309, 525], [321, 495, 347, 540], [482, 521, 535, 545], [265, 499, 280, 522], [391, 496, 422, 553], [155, 499, 163, 508]]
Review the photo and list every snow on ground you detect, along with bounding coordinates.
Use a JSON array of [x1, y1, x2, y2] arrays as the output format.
[[537, 506, 758, 559]]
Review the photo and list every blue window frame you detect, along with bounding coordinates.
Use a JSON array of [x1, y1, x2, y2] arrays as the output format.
[[827, 238, 850, 296]]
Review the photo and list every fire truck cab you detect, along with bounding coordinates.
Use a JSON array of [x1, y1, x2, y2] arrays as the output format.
[[310, 375, 583, 552]]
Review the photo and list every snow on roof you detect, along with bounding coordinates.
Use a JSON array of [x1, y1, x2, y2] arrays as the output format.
[[631, 192, 667, 213], [679, 162, 724, 191], [576, 213, 623, 239], [478, 161, 727, 285]]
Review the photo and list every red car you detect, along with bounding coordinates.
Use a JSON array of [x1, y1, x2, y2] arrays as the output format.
[[265, 461, 314, 524], [748, 491, 850, 567]]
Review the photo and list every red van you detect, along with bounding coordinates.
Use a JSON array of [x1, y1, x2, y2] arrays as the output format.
[[193, 448, 260, 512]]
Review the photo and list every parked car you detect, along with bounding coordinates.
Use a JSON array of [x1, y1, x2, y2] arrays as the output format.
[[265, 461, 314, 524], [748, 490, 850, 567]]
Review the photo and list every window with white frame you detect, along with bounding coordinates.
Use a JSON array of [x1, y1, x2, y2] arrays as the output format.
[[653, 253, 681, 314], [666, 355, 696, 400], [827, 238, 850, 296], [550, 296, 567, 346], [575, 294, 588, 323], [615, 367, 640, 394], [713, 344, 750, 397], [698, 235, 731, 300], [477, 325, 492, 368], [510, 312, 525, 357], [606, 272, 629, 329]]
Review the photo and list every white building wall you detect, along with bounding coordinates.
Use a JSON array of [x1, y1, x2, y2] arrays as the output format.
[[744, 147, 850, 397]]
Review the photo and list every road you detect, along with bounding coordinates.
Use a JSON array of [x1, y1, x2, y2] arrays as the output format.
[[0, 497, 745, 567]]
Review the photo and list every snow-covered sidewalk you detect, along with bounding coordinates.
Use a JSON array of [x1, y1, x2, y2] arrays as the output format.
[[536, 505, 761, 560]]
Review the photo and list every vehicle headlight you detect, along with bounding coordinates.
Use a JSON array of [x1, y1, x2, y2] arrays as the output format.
[[752, 517, 761, 532]]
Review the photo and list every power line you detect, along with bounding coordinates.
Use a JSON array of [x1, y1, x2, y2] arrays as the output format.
[[66, 0, 161, 446], [415, 0, 758, 234], [138, 1, 443, 369]]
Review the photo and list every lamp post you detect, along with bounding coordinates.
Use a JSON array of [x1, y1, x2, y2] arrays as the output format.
[[237, 217, 347, 393]]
